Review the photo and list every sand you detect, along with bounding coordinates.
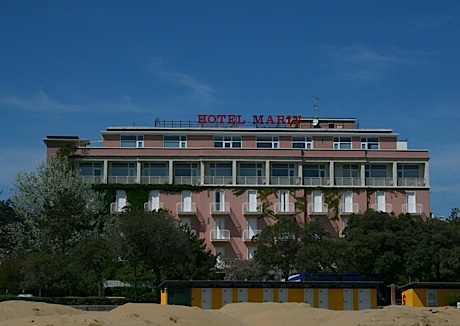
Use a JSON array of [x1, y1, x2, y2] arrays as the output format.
[[0, 300, 459, 326]]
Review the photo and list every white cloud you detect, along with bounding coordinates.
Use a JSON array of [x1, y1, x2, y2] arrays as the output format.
[[319, 43, 427, 83], [148, 58, 216, 106], [0, 91, 152, 114]]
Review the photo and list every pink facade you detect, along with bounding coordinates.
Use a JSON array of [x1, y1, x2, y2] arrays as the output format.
[[43, 116, 430, 260]]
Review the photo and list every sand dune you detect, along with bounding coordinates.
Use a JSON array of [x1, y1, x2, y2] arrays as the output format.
[[1, 300, 459, 326]]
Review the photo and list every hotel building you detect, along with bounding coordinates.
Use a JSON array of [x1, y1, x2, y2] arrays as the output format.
[[44, 115, 430, 260]]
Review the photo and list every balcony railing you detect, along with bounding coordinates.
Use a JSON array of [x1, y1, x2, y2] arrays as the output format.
[[110, 202, 127, 214], [144, 201, 165, 212], [242, 203, 263, 215], [274, 203, 295, 214], [79, 176, 104, 184], [303, 177, 331, 186], [203, 176, 233, 185], [307, 203, 329, 215], [173, 176, 200, 185], [398, 178, 427, 187], [402, 204, 423, 215], [140, 176, 169, 184], [365, 177, 394, 187], [107, 176, 136, 184], [335, 177, 362, 186], [176, 202, 197, 215], [269, 176, 300, 186], [370, 203, 393, 213], [210, 229, 230, 241], [210, 202, 230, 215], [242, 229, 262, 241], [338, 203, 360, 215], [236, 176, 266, 185]]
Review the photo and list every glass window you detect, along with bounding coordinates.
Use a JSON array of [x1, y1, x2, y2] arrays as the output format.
[[333, 137, 352, 149], [292, 137, 313, 149], [342, 164, 359, 178], [210, 163, 232, 176], [256, 137, 279, 148], [303, 164, 325, 177], [142, 163, 168, 176], [111, 163, 136, 176], [365, 165, 387, 178], [214, 136, 242, 148], [174, 163, 198, 176], [79, 162, 102, 176], [271, 163, 295, 176], [164, 135, 187, 148], [239, 163, 263, 176], [121, 135, 144, 148], [361, 137, 379, 150], [398, 165, 420, 178]]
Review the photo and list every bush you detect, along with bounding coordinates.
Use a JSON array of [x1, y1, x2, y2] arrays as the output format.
[[446, 292, 460, 306]]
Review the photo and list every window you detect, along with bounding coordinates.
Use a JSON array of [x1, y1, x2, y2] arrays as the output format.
[[164, 135, 186, 148], [398, 165, 420, 178], [361, 137, 379, 150], [111, 163, 136, 176], [121, 135, 144, 148], [342, 164, 359, 178], [256, 136, 279, 148], [271, 163, 295, 177], [210, 163, 232, 176], [142, 163, 167, 176], [292, 137, 313, 149], [79, 162, 102, 176], [303, 164, 326, 178], [239, 163, 263, 176], [333, 137, 352, 149], [365, 165, 387, 178], [214, 136, 241, 148], [174, 163, 198, 176]]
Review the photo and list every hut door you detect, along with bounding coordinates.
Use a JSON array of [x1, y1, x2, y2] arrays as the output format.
[[358, 289, 371, 310], [319, 289, 328, 309], [201, 288, 212, 309], [427, 290, 437, 307], [343, 289, 353, 310]]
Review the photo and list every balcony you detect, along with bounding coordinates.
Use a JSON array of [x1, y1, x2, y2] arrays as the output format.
[[173, 176, 200, 185], [210, 202, 230, 215], [274, 203, 296, 215], [402, 204, 423, 215], [365, 177, 394, 187], [270, 176, 300, 186], [79, 176, 104, 184], [242, 203, 263, 215], [203, 176, 233, 185], [398, 178, 427, 187], [210, 229, 230, 241], [338, 203, 360, 215], [307, 203, 329, 215], [107, 176, 136, 184], [370, 203, 392, 213], [242, 229, 261, 241], [110, 202, 126, 214], [176, 202, 197, 215], [236, 176, 266, 185], [144, 201, 165, 212], [140, 176, 169, 184], [303, 177, 330, 186], [335, 177, 362, 186]]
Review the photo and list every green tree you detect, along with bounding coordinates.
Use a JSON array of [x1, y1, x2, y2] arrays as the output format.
[[254, 217, 302, 279], [113, 209, 204, 302], [0, 199, 20, 259], [10, 155, 107, 254]]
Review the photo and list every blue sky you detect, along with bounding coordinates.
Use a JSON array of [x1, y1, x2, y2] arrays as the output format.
[[1, 1, 459, 218]]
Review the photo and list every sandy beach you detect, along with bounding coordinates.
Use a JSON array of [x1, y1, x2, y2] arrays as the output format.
[[1, 300, 459, 326]]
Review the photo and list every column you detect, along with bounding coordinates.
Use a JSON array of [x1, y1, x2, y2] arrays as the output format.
[[169, 160, 174, 184]]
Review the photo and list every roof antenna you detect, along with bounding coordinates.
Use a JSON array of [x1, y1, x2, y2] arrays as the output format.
[[313, 97, 322, 118]]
